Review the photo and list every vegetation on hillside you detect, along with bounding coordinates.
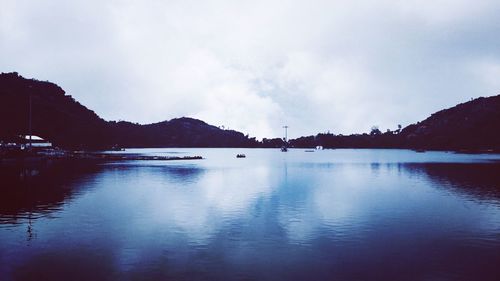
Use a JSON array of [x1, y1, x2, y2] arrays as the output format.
[[1, 72, 499, 151], [0, 72, 257, 149]]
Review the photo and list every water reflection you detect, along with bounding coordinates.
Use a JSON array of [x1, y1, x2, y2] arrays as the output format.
[[0, 161, 103, 224], [100, 162, 206, 184], [1, 150, 500, 281], [97, 162, 274, 245], [10, 248, 116, 281], [402, 163, 500, 201]]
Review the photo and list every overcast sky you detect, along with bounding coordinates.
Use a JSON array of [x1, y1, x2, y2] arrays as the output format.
[[1, 0, 500, 139]]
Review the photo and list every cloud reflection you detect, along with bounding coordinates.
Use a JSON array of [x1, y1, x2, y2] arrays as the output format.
[[2, 155, 500, 281], [99, 163, 275, 245]]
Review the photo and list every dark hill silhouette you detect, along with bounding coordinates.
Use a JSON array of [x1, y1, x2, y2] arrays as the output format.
[[0, 72, 110, 148], [1, 72, 499, 151], [288, 95, 500, 151], [399, 96, 500, 150], [110, 117, 257, 147], [0, 72, 257, 149]]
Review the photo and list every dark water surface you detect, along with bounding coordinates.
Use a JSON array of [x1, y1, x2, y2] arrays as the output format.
[[1, 149, 500, 281]]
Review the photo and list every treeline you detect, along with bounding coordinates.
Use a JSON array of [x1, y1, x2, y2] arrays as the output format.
[[289, 131, 403, 149], [1, 72, 499, 151], [0, 72, 258, 149], [287, 95, 500, 151]]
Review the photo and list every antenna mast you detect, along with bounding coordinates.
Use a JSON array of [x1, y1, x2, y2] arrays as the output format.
[[283, 125, 288, 142], [28, 92, 32, 148]]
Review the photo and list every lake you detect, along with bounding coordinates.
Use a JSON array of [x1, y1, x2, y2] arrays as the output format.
[[1, 148, 500, 280]]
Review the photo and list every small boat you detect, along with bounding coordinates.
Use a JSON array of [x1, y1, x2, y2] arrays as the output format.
[[305, 150, 315, 152], [281, 146, 288, 152], [236, 154, 246, 158], [111, 145, 125, 151]]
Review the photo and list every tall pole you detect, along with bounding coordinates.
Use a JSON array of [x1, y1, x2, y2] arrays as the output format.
[[28, 92, 32, 148], [283, 125, 288, 142]]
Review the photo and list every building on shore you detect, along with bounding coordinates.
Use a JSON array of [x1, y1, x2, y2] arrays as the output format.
[[20, 135, 53, 148]]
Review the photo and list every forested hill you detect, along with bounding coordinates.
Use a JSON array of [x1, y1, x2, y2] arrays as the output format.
[[399, 95, 500, 150], [1, 72, 499, 151], [289, 94, 500, 151], [0, 72, 257, 149]]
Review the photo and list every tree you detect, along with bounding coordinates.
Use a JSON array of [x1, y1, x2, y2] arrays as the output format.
[[370, 126, 382, 135], [395, 124, 402, 134]]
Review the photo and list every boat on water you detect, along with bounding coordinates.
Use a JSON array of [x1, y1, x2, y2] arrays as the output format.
[[236, 154, 246, 158], [110, 145, 125, 151]]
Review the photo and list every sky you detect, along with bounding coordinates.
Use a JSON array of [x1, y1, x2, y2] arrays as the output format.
[[1, 0, 500, 139]]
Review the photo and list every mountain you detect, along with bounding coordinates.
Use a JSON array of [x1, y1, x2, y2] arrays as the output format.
[[0, 72, 110, 148], [109, 118, 257, 148], [288, 95, 500, 151], [399, 95, 500, 150], [0, 72, 257, 149], [1, 72, 499, 151]]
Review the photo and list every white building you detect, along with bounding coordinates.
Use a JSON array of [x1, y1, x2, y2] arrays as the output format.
[[22, 135, 52, 148]]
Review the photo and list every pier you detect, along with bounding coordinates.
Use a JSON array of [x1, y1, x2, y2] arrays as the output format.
[[71, 152, 203, 161], [1, 149, 203, 164]]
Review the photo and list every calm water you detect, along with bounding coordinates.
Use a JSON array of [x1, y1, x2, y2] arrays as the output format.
[[1, 149, 500, 281]]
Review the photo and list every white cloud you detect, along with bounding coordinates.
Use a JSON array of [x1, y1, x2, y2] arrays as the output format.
[[471, 59, 500, 94], [1, 0, 500, 139]]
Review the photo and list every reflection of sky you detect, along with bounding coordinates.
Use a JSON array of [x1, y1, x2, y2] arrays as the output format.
[[1, 149, 500, 280]]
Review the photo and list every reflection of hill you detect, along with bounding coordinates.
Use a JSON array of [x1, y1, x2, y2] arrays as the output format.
[[161, 165, 205, 183], [104, 163, 206, 184], [0, 162, 207, 225], [402, 163, 500, 201], [11, 248, 116, 281], [0, 161, 102, 223]]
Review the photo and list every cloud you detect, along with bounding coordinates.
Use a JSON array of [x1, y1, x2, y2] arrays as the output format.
[[1, 0, 500, 139]]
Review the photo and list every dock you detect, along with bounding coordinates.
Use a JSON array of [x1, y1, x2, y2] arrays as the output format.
[[1, 144, 205, 163], [70, 152, 203, 161]]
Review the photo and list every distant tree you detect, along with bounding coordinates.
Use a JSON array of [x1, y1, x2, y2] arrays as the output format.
[[370, 126, 382, 135], [395, 124, 402, 134]]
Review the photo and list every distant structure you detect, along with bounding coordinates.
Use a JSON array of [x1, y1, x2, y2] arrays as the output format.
[[21, 135, 52, 148], [281, 125, 289, 152], [28, 91, 32, 148]]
